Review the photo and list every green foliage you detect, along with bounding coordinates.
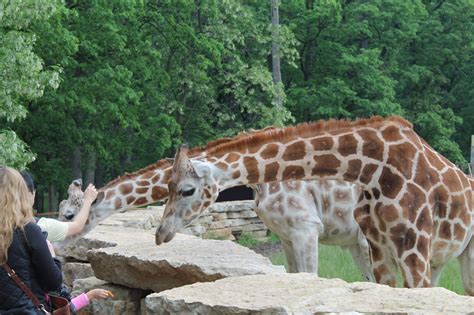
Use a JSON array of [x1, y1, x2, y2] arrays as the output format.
[[237, 232, 262, 248], [0, 130, 36, 169]]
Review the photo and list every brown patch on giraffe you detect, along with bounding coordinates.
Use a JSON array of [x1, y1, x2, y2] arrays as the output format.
[[225, 153, 240, 163], [364, 191, 372, 200], [136, 180, 150, 186], [372, 187, 381, 199], [343, 159, 362, 182], [151, 174, 161, 184], [334, 208, 347, 223], [286, 217, 295, 227], [282, 141, 306, 161], [404, 253, 426, 285], [126, 196, 136, 204], [338, 134, 358, 156], [243, 156, 259, 183], [288, 196, 303, 210], [424, 150, 446, 171], [119, 183, 134, 195], [381, 125, 403, 142], [402, 129, 423, 150], [232, 170, 241, 179], [404, 228, 417, 251], [441, 169, 463, 192], [416, 235, 429, 260], [359, 163, 378, 185], [379, 167, 404, 199], [203, 201, 211, 208], [136, 187, 148, 194], [375, 204, 399, 223], [203, 189, 212, 199], [448, 194, 465, 220], [312, 154, 341, 177], [390, 223, 408, 257], [374, 265, 389, 283], [370, 244, 383, 262], [416, 207, 432, 234], [387, 142, 417, 179], [215, 162, 228, 171], [334, 188, 351, 201], [151, 186, 168, 200], [358, 129, 384, 161], [311, 136, 334, 151], [439, 221, 452, 239], [283, 165, 306, 180], [106, 190, 116, 199], [270, 195, 284, 215], [264, 162, 279, 182], [399, 183, 426, 222], [285, 181, 302, 191], [135, 197, 147, 205], [261, 144, 280, 160], [114, 198, 122, 209], [414, 156, 440, 191], [453, 223, 466, 241], [141, 171, 155, 179], [269, 182, 280, 194]]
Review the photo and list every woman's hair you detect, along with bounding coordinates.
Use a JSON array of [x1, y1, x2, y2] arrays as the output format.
[[0, 166, 34, 264], [20, 170, 35, 193]]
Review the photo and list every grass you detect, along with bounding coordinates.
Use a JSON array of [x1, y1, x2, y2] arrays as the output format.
[[269, 244, 465, 295], [236, 232, 466, 295]]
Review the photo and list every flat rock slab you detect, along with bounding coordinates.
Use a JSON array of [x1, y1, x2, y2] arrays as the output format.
[[86, 225, 284, 292], [146, 273, 474, 315]]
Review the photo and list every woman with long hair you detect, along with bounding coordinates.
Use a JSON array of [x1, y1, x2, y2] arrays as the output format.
[[0, 166, 63, 314]]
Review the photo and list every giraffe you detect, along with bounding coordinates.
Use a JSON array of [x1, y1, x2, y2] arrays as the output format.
[[58, 153, 373, 278], [157, 115, 474, 294], [58, 179, 84, 221]]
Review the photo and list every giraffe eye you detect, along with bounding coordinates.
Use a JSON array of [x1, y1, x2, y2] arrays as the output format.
[[181, 188, 196, 197]]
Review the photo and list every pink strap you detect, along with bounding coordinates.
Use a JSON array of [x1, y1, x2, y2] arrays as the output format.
[[71, 293, 89, 311]]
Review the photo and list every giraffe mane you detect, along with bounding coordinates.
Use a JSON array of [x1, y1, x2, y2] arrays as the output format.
[[203, 116, 412, 156]]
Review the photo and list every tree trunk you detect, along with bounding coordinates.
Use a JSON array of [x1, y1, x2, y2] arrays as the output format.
[[48, 183, 58, 212], [271, 0, 283, 108], [36, 188, 44, 212], [84, 150, 96, 186], [95, 161, 105, 188], [72, 145, 82, 180]]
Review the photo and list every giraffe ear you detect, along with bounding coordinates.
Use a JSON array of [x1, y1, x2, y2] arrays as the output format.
[[192, 161, 211, 178]]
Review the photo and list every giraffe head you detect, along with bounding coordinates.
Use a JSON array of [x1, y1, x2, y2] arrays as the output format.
[[58, 179, 84, 221], [155, 145, 219, 245]]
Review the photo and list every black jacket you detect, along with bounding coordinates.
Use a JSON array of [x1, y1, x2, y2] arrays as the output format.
[[0, 222, 63, 314]]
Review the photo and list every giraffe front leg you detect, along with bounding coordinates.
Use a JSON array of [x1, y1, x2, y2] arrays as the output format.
[[282, 230, 319, 274], [430, 265, 445, 287], [369, 242, 398, 287], [458, 236, 474, 296], [281, 239, 298, 273], [346, 231, 375, 282]]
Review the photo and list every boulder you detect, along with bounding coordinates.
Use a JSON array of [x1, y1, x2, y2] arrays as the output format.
[[145, 273, 474, 314], [85, 225, 284, 292], [63, 262, 95, 289]]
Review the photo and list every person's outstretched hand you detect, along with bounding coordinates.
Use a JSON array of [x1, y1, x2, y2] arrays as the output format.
[[86, 288, 113, 301], [83, 184, 98, 205]]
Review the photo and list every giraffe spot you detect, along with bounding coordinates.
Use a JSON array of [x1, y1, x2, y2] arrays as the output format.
[[96, 191, 105, 204], [137, 180, 150, 187], [375, 204, 399, 223], [203, 201, 211, 208], [114, 198, 122, 209], [204, 189, 212, 199], [288, 196, 303, 210], [215, 162, 228, 171], [404, 228, 417, 251], [191, 202, 200, 212], [225, 153, 240, 163], [264, 162, 279, 182], [269, 182, 280, 194], [453, 223, 466, 241], [334, 188, 350, 201], [364, 191, 372, 200], [360, 163, 378, 185], [404, 253, 426, 285], [261, 144, 280, 160], [359, 129, 384, 161], [416, 235, 429, 260], [381, 125, 403, 142], [414, 155, 439, 191], [416, 207, 432, 234], [126, 196, 136, 204], [105, 190, 115, 199], [151, 174, 161, 184], [400, 183, 426, 222], [424, 150, 445, 171], [429, 186, 449, 219], [343, 159, 362, 182], [282, 141, 306, 161], [402, 129, 423, 150], [372, 187, 380, 199], [374, 265, 389, 283], [185, 209, 193, 218], [232, 170, 241, 179], [119, 183, 134, 195], [134, 197, 147, 205], [448, 194, 465, 220], [371, 243, 384, 262], [286, 217, 295, 227], [457, 170, 470, 188], [151, 186, 168, 200], [284, 181, 302, 191], [441, 169, 463, 192], [136, 187, 148, 194], [244, 156, 259, 183], [141, 171, 155, 179], [311, 136, 334, 151], [379, 167, 404, 199], [283, 165, 306, 180], [388, 142, 416, 179], [439, 221, 452, 239], [390, 223, 408, 257], [338, 134, 357, 156]]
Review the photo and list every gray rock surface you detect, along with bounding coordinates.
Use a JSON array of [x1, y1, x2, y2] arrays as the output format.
[[145, 273, 474, 315], [63, 262, 94, 289]]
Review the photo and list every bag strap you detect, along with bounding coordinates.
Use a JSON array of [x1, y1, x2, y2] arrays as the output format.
[[1, 263, 49, 313]]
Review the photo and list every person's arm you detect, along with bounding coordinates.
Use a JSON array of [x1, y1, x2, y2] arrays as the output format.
[[66, 184, 98, 236], [24, 223, 63, 291]]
